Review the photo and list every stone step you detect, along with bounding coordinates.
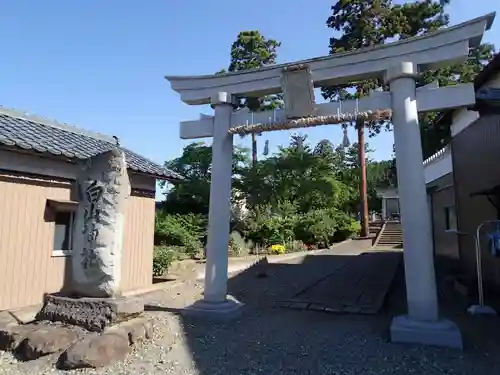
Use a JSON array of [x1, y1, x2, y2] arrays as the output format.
[[372, 221, 403, 249]]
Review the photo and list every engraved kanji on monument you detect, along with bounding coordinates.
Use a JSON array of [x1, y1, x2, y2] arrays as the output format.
[[72, 149, 130, 298]]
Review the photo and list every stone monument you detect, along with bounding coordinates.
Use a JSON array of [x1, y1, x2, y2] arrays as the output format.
[[0, 148, 153, 369], [35, 148, 144, 333], [71, 148, 130, 298]]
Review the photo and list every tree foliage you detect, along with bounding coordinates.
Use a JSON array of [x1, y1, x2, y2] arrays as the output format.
[[239, 134, 355, 213], [227, 30, 280, 72], [323, 0, 495, 158], [222, 30, 283, 111], [158, 136, 395, 252], [159, 142, 249, 215]]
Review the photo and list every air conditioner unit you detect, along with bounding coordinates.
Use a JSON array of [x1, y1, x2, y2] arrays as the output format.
[[474, 88, 500, 115]]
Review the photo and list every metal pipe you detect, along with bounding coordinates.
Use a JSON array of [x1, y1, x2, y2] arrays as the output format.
[[474, 220, 500, 306]]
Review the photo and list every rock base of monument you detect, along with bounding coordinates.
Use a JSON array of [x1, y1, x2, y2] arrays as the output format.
[[0, 294, 152, 369], [36, 294, 144, 332]]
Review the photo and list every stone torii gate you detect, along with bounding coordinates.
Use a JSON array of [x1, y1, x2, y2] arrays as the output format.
[[166, 13, 494, 348]]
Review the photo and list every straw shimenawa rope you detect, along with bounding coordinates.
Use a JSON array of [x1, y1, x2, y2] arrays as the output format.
[[228, 109, 392, 136]]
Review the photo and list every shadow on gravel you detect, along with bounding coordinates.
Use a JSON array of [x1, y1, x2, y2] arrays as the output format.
[[146, 252, 500, 375]]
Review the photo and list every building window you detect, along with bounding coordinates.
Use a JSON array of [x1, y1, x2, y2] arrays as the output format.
[[53, 211, 74, 257], [444, 206, 457, 231]]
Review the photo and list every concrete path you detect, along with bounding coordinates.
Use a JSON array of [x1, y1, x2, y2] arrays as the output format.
[[281, 250, 401, 314], [226, 239, 379, 308]]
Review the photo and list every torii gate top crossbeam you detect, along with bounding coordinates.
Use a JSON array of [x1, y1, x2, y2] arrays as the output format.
[[165, 13, 495, 105]]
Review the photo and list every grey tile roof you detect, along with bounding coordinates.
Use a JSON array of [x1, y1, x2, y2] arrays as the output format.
[[0, 107, 183, 181]]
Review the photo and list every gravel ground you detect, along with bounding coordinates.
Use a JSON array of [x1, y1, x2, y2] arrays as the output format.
[[1, 247, 500, 374]]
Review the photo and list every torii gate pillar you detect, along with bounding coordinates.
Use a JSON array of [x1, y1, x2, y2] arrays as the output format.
[[387, 62, 461, 348], [185, 92, 243, 316], [204, 93, 236, 303]]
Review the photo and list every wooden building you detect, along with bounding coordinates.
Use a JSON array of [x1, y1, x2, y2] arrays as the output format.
[[0, 108, 182, 310], [424, 53, 500, 288]]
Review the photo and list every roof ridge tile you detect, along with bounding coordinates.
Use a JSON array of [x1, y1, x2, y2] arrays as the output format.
[[0, 107, 183, 181], [0, 106, 116, 144]]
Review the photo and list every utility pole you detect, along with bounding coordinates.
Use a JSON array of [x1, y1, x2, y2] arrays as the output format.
[[357, 119, 370, 238]]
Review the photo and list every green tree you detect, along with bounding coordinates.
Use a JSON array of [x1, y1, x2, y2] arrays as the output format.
[[159, 136, 394, 250], [239, 134, 358, 213], [313, 139, 335, 159], [323, 0, 495, 158], [239, 132, 395, 215], [160, 142, 249, 214], [228, 30, 280, 72], [223, 30, 283, 111], [162, 31, 282, 215], [366, 159, 397, 211]]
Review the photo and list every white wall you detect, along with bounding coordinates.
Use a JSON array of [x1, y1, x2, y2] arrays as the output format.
[[423, 67, 500, 184], [424, 150, 453, 184], [450, 108, 480, 138], [449, 70, 500, 137]]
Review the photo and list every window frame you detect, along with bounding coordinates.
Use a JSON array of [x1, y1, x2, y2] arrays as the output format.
[[52, 210, 75, 257], [444, 205, 458, 232]]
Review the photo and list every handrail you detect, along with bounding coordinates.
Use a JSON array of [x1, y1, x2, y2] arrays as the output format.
[[474, 220, 500, 306], [372, 221, 388, 248]]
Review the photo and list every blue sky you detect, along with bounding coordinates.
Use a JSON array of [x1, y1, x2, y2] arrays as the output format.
[[0, 1, 498, 172]]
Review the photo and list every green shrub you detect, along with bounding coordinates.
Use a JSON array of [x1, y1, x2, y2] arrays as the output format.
[[154, 213, 206, 258], [294, 209, 337, 248], [228, 231, 247, 257], [242, 202, 362, 250], [332, 211, 361, 241], [156, 200, 361, 254], [152, 246, 177, 277], [243, 203, 297, 247]]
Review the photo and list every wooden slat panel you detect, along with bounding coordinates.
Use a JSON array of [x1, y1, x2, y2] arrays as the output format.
[[0, 172, 155, 310], [0, 175, 72, 310], [121, 195, 155, 292]]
